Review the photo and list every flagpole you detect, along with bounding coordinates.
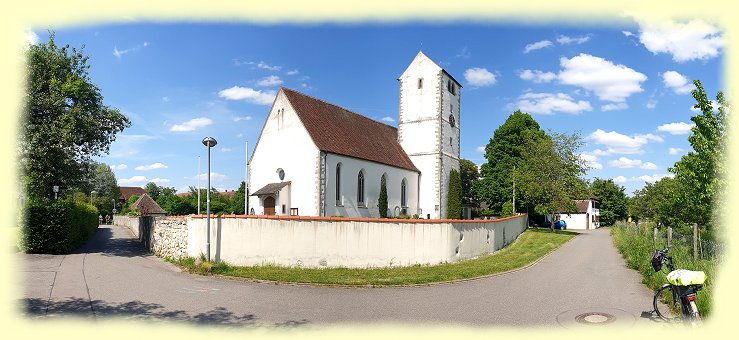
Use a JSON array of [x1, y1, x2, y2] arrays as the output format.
[[197, 155, 201, 215], [245, 141, 248, 215]]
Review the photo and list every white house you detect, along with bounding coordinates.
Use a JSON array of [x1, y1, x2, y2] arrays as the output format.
[[247, 51, 461, 219], [548, 198, 601, 230]]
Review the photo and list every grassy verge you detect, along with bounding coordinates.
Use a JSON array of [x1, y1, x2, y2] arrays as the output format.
[[170, 228, 576, 286], [610, 221, 718, 317]]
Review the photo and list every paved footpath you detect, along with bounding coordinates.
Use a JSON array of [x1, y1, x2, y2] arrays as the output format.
[[20, 224, 666, 328]]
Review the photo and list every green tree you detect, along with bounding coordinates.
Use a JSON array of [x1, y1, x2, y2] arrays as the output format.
[[145, 182, 162, 202], [590, 178, 627, 226], [515, 131, 587, 231], [669, 80, 727, 232], [230, 181, 246, 215], [475, 111, 545, 215], [379, 176, 388, 218], [21, 33, 130, 201], [459, 159, 480, 207], [447, 169, 462, 219]]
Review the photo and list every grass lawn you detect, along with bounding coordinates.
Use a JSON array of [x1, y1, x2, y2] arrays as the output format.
[[172, 228, 576, 286]]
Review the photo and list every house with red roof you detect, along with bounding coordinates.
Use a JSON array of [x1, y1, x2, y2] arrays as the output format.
[[547, 198, 601, 230], [247, 52, 461, 218]]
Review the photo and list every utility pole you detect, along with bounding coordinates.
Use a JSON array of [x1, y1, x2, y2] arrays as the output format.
[[197, 156, 201, 215], [245, 141, 248, 215]]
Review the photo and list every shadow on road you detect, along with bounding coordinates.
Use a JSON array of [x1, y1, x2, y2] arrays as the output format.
[[71, 226, 149, 258], [20, 297, 307, 327]]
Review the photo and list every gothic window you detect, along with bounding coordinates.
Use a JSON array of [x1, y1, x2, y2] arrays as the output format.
[[447, 79, 451, 92], [357, 170, 365, 206], [418, 78, 423, 89], [449, 114, 455, 127], [401, 179, 407, 207], [335, 163, 342, 205]]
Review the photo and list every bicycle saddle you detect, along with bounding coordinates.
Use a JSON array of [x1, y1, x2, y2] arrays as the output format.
[[667, 269, 706, 286]]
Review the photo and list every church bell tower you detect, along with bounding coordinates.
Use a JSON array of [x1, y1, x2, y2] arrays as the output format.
[[397, 51, 461, 219]]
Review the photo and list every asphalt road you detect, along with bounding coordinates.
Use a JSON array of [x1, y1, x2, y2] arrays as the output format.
[[20, 224, 665, 328]]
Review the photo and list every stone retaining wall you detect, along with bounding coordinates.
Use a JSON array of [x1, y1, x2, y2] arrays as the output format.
[[113, 215, 188, 259]]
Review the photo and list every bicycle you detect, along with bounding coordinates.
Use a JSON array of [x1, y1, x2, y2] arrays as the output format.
[[650, 246, 706, 324]]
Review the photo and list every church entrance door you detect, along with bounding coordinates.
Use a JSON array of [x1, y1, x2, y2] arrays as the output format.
[[264, 196, 276, 215]]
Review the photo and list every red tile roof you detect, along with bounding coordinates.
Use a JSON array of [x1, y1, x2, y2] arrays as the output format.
[[282, 88, 419, 172], [132, 193, 166, 215], [119, 186, 147, 201]]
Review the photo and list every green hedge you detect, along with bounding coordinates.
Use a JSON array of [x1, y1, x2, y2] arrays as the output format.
[[22, 200, 99, 254]]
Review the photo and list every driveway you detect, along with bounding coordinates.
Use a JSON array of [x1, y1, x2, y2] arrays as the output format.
[[19, 224, 662, 328]]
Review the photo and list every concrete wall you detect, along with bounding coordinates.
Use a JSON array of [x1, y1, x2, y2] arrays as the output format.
[[187, 214, 527, 268]]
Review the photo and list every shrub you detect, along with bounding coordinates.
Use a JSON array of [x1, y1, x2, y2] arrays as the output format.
[[21, 199, 99, 254], [447, 169, 462, 219], [379, 176, 388, 218]]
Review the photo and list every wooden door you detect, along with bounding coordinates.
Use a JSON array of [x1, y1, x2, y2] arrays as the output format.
[[264, 196, 276, 215]]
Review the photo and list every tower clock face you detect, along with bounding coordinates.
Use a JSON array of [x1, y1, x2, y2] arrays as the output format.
[[449, 114, 455, 127]]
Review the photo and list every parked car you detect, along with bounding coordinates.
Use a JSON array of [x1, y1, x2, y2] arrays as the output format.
[[554, 220, 567, 230]]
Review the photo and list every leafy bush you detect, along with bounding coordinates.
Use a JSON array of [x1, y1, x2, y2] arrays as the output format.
[[447, 169, 462, 219], [22, 199, 99, 254], [610, 221, 717, 317]]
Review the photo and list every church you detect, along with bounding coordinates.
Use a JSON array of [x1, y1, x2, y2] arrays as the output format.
[[247, 51, 461, 219]]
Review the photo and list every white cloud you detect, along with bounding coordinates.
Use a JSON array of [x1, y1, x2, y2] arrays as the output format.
[[587, 129, 663, 155], [638, 19, 723, 62], [381, 116, 395, 123], [256, 61, 281, 71], [646, 99, 657, 109], [170, 117, 213, 132], [135, 162, 168, 171], [609, 157, 642, 168], [236, 133, 244, 138], [579, 153, 603, 170], [662, 71, 694, 94], [113, 42, 149, 58], [558, 53, 647, 102], [456, 46, 471, 59], [233, 115, 253, 122], [519, 69, 556, 83], [218, 86, 276, 105], [601, 103, 629, 112], [657, 122, 695, 135], [557, 35, 590, 45], [524, 40, 553, 53], [162, 96, 170, 102], [641, 162, 659, 170], [195, 172, 227, 181], [613, 176, 627, 183], [118, 176, 148, 185], [638, 173, 675, 183], [149, 178, 170, 184], [109, 164, 128, 171], [256, 75, 283, 87], [668, 147, 684, 155], [515, 92, 592, 115], [607, 157, 659, 170], [220, 147, 232, 153], [286, 69, 299, 76], [26, 30, 39, 45], [622, 31, 634, 37], [476, 146, 486, 153], [464, 67, 497, 87]]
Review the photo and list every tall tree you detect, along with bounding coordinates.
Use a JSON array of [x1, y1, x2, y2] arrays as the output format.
[[590, 178, 627, 226], [378, 176, 388, 218], [145, 182, 162, 202], [447, 169, 462, 219], [475, 111, 545, 215], [515, 131, 587, 230], [230, 181, 246, 215], [459, 159, 480, 207], [21, 33, 130, 201], [669, 80, 727, 232]]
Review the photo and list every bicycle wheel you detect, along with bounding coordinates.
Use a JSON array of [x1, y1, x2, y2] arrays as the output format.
[[653, 284, 679, 321]]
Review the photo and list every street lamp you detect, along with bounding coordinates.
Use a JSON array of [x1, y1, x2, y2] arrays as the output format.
[[202, 136, 217, 262], [90, 190, 97, 204]]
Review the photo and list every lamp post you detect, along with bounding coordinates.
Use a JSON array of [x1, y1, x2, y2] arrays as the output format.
[[202, 136, 217, 262], [90, 190, 97, 204]]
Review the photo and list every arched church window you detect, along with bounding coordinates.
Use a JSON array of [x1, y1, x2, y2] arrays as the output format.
[[335, 163, 342, 205], [401, 179, 407, 207], [449, 114, 455, 127], [418, 78, 423, 89], [357, 170, 365, 205]]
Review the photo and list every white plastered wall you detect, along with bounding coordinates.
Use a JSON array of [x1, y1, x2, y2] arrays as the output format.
[[248, 90, 320, 216]]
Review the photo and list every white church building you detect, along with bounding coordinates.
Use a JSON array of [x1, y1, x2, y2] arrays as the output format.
[[247, 51, 462, 219]]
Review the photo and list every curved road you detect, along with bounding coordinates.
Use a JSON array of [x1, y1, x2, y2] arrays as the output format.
[[21, 224, 663, 328]]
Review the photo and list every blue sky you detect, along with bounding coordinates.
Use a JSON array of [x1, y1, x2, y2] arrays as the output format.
[[28, 19, 723, 196]]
